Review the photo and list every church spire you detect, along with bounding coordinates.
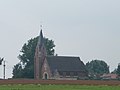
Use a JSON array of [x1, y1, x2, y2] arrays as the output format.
[[34, 27, 47, 79], [38, 30, 44, 47], [37, 25, 44, 46]]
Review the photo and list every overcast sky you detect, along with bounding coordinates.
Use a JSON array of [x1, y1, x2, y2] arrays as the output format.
[[0, 0, 120, 78]]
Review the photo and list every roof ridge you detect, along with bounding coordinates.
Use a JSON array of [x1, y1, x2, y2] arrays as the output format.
[[47, 55, 79, 58]]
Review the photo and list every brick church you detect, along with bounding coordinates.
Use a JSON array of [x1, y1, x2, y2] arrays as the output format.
[[34, 30, 88, 80]]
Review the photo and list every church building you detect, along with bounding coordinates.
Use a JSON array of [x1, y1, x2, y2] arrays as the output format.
[[34, 30, 88, 80]]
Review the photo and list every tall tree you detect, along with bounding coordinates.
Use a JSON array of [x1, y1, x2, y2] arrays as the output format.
[[86, 60, 109, 76], [0, 57, 4, 65], [111, 69, 117, 74], [116, 63, 120, 76], [12, 36, 55, 78]]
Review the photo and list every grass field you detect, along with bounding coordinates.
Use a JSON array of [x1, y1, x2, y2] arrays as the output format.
[[0, 85, 120, 90]]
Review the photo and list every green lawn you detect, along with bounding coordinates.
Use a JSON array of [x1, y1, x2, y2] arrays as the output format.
[[0, 84, 120, 90]]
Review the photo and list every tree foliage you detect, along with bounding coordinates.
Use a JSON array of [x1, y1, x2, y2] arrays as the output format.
[[0, 57, 4, 65], [86, 60, 109, 76], [111, 69, 117, 74], [116, 63, 120, 76], [12, 36, 55, 78]]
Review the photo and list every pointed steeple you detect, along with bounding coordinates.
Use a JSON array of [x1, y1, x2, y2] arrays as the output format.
[[38, 30, 44, 47], [34, 28, 47, 79]]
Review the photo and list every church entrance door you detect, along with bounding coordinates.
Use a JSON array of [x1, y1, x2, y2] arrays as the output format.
[[45, 73, 48, 79]]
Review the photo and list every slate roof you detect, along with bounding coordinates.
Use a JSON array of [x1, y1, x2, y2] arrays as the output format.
[[46, 56, 86, 72]]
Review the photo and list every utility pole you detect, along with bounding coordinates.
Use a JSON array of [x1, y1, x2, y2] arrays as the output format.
[[3, 61, 5, 79]]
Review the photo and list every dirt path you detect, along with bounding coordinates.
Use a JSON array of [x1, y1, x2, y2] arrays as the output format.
[[0, 79, 120, 85]]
